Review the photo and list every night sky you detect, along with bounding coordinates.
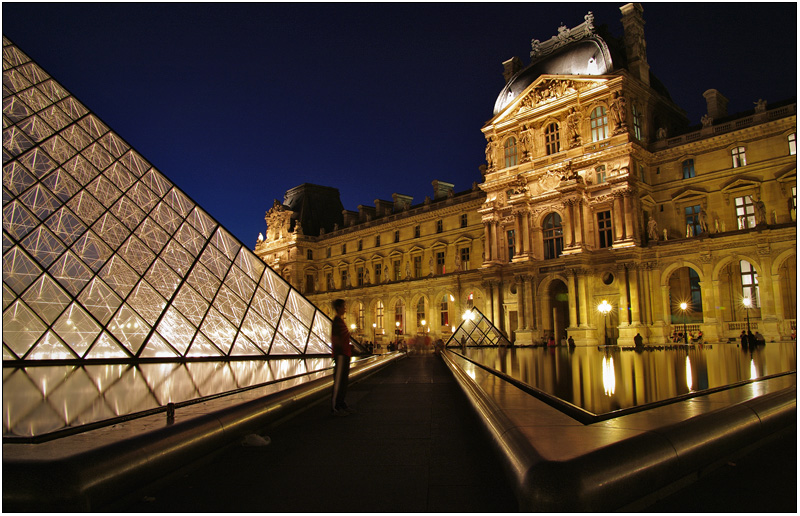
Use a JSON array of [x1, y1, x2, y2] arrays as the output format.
[[3, 3, 796, 247]]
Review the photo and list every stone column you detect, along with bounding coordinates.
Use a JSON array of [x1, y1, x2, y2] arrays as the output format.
[[618, 265, 630, 326], [623, 192, 634, 240], [491, 221, 500, 263], [573, 200, 584, 247], [641, 263, 652, 325], [562, 201, 574, 248], [517, 276, 527, 329], [483, 221, 492, 262], [530, 277, 539, 331], [514, 211, 523, 257], [629, 265, 641, 325], [567, 272, 578, 328], [530, 224, 543, 260], [577, 270, 590, 328], [613, 194, 625, 242], [522, 209, 531, 255]]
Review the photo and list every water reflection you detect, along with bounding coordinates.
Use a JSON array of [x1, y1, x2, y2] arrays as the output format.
[[463, 343, 796, 416], [3, 357, 334, 439]]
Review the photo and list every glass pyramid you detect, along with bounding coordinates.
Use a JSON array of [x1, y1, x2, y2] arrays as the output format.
[[446, 307, 511, 347], [2, 36, 339, 362]]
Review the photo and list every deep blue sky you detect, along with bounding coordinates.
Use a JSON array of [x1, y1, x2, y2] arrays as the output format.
[[3, 3, 796, 246]]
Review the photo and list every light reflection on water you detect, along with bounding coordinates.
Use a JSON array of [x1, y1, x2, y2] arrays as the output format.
[[3, 358, 334, 439], [462, 343, 796, 416]]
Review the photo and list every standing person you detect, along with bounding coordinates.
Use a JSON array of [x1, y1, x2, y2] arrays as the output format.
[[330, 299, 354, 416]]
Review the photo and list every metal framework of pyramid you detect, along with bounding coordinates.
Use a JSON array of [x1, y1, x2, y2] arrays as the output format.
[[2, 36, 341, 362], [445, 307, 511, 348]]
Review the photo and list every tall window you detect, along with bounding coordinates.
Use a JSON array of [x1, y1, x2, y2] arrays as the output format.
[[545, 123, 560, 155], [393, 260, 401, 281], [436, 220, 443, 233], [375, 264, 381, 282], [791, 186, 797, 221], [632, 104, 642, 140], [357, 302, 365, 330], [326, 273, 333, 290], [413, 255, 422, 278], [789, 133, 797, 155], [357, 266, 364, 286], [543, 213, 563, 260], [506, 230, 515, 261], [504, 137, 518, 167], [357, 239, 363, 251], [340, 268, 348, 288], [597, 211, 613, 248], [306, 249, 313, 260], [440, 295, 449, 327], [460, 214, 468, 228], [459, 247, 470, 271], [731, 146, 747, 168], [341, 243, 346, 254], [436, 251, 445, 274], [688, 270, 702, 311], [590, 106, 609, 142], [306, 274, 315, 293], [376, 300, 384, 330], [395, 301, 405, 331], [740, 260, 760, 307], [375, 235, 381, 247], [682, 159, 696, 179], [685, 205, 702, 236], [394, 230, 400, 243], [414, 225, 420, 238], [735, 196, 756, 229], [595, 165, 607, 184], [326, 247, 331, 258], [416, 298, 425, 327], [466, 292, 474, 310]]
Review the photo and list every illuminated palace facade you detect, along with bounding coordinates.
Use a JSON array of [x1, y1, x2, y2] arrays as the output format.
[[254, 4, 796, 346]]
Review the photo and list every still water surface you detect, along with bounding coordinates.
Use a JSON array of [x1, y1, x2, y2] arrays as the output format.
[[461, 343, 796, 417]]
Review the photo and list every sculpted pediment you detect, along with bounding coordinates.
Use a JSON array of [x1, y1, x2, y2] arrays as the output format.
[[720, 176, 761, 193], [491, 75, 608, 124], [671, 188, 708, 203]]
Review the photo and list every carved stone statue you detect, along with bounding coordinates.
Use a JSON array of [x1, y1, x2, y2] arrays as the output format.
[[455, 252, 461, 271], [701, 114, 713, 128], [566, 108, 581, 147], [519, 125, 533, 160], [384, 265, 389, 282], [609, 92, 627, 134], [663, 228, 668, 241], [656, 127, 667, 140], [686, 223, 693, 237], [699, 207, 709, 233], [429, 256, 434, 276], [754, 195, 767, 225], [405, 261, 410, 280], [485, 137, 495, 170], [754, 99, 767, 113], [647, 218, 659, 241]]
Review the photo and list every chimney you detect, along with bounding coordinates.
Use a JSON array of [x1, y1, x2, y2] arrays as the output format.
[[432, 180, 455, 200], [502, 56, 523, 82], [703, 89, 729, 119], [620, 3, 650, 86], [392, 193, 413, 212]]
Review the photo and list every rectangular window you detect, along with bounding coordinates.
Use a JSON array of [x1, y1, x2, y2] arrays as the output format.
[[740, 260, 761, 308], [394, 230, 400, 243], [440, 297, 449, 327], [734, 196, 756, 229], [357, 239, 363, 251], [376, 302, 384, 330], [305, 274, 315, 293], [326, 247, 331, 258], [545, 123, 560, 155], [595, 165, 607, 184], [504, 137, 518, 168], [357, 267, 364, 286], [459, 247, 470, 270], [326, 273, 333, 290], [792, 186, 797, 221], [731, 146, 747, 168], [436, 220, 443, 233], [375, 264, 381, 282], [789, 133, 797, 156], [357, 304, 365, 330], [682, 159, 695, 179], [590, 106, 608, 142], [684, 205, 701, 236], [597, 211, 613, 248], [632, 104, 642, 140], [460, 214, 468, 228], [639, 164, 646, 184], [306, 249, 313, 260], [414, 225, 420, 238], [393, 260, 401, 281], [436, 251, 445, 274], [340, 269, 348, 288], [506, 230, 515, 261], [413, 256, 422, 278], [341, 243, 346, 254], [375, 235, 380, 247]]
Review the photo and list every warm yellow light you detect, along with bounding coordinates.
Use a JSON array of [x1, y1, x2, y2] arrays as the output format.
[[679, 302, 688, 311], [598, 300, 612, 315], [421, 319, 426, 327], [449, 294, 454, 302], [451, 325, 455, 333], [395, 321, 400, 327], [350, 323, 356, 330], [372, 323, 376, 328], [742, 298, 752, 308]]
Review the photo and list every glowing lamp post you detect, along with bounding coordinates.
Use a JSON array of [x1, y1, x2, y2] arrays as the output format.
[[679, 302, 689, 344], [742, 298, 752, 334], [598, 300, 612, 346]]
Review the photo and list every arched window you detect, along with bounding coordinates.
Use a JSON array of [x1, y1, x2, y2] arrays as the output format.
[[590, 106, 608, 142], [740, 261, 760, 307], [357, 302, 365, 330], [375, 300, 384, 330], [466, 292, 474, 310], [545, 123, 560, 155], [543, 213, 563, 260], [504, 137, 518, 168], [416, 297, 426, 327], [395, 300, 405, 332]]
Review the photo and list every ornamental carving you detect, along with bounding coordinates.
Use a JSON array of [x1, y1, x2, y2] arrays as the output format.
[[527, 170, 562, 196], [530, 12, 597, 59], [265, 199, 293, 242], [520, 79, 578, 108]]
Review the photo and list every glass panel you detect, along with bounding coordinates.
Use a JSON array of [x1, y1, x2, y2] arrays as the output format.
[[240, 308, 275, 352], [139, 332, 179, 358], [311, 312, 332, 344], [3, 199, 39, 240], [91, 212, 129, 251], [187, 206, 215, 238], [286, 289, 314, 326], [186, 333, 223, 358], [19, 147, 57, 179], [17, 85, 51, 111], [160, 239, 192, 278], [223, 264, 255, 304], [229, 333, 263, 357], [150, 201, 181, 235], [98, 132, 129, 158], [3, 283, 16, 311], [60, 123, 93, 152], [78, 277, 121, 325], [19, 183, 60, 220], [234, 247, 265, 283], [249, 286, 283, 327], [126, 279, 166, 326], [144, 258, 180, 299], [199, 244, 230, 280], [71, 229, 113, 272], [211, 226, 238, 261], [3, 299, 47, 357], [45, 206, 86, 245], [40, 134, 76, 164], [81, 142, 114, 172], [117, 235, 155, 275], [140, 168, 171, 198], [278, 312, 310, 351], [260, 266, 289, 304], [164, 188, 193, 217], [199, 307, 237, 354], [157, 307, 197, 355], [3, 160, 37, 196], [269, 332, 301, 356], [186, 261, 220, 301], [119, 149, 150, 178], [37, 104, 72, 131], [18, 115, 55, 143], [18, 63, 49, 86], [173, 221, 204, 256], [104, 161, 136, 192], [3, 69, 32, 92], [3, 95, 33, 122], [41, 168, 80, 201], [126, 182, 158, 212], [77, 113, 109, 140], [172, 283, 209, 326], [85, 174, 122, 208], [3, 245, 43, 294], [135, 217, 169, 254], [110, 194, 146, 231], [52, 302, 100, 358], [213, 284, 246, 325], [27, 331, 76, 360], [3, 126, 35, 157], [306, 331, 331, 355], [21, 273, 70, 324], [109, 304, 150, 355], [67, 190, 104, 225], [49, 250, 92, 296], [98, 255, 139, 298], [61, 154, 101, 188], [84, 332, 129, 359]]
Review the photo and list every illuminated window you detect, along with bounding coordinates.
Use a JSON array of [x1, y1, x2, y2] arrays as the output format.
[[789, 133, 797, 155], [466, 292, 474, 309], [731, 146, 747, 168], [416, 298, 425, 327], [394, 230, 399, 243], [440, 295, 449, 326], [341, 243, 346, 254], [595, 165, 607, 184], [413, 255, 422, 278], [504, 137, 518, 167], [597, 211, 613, 248], [590, 106, 608, 142], [685, 205, 702, 235], [375, 264, 381, 282], [393, 260, 401, 280], [543, 213, 563, 260], [436, 251, 445, 274], [376, 300, 384, 329], [305, 274, 315, 293], [459, 247, 470, 270], [326, 247, 331, 258], [632, 104, 642, 140], [740, 260, 760, 307], [395, 300, 405, 330], [506, 230, 515, 261], [682, 159, 695, 179], [545, 123, 560, 155], [357, 239, 362, 251], [792, 186, 797, 221], [734, 196, 756, 229], [340, 268, 348, 288], [357, 266, 364, 286], [357, 302, 365, 330]]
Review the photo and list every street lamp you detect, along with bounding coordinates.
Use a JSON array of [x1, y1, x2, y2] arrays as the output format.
[[679, 302, 689, 344], [742, 297, 752, 334], [598, 300, 612, 345]]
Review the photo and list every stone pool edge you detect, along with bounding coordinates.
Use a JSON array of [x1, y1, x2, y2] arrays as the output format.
[[441, 349, 797, 512]]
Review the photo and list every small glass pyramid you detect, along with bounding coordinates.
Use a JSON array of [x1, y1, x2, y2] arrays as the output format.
[[445, 307, 511, 348], [2, 36, 340, 361]]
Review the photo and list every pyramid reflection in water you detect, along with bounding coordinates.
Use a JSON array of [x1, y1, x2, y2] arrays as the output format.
[[2, 36, 337, 361]]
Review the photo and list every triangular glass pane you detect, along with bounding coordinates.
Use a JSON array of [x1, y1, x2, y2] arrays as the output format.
[[160, 239, 192, 278], [77, 113, 109, 140], [3, 95, 33, 122], [240, 308, 275, 353], [41, 168, 80, 202], [3, 299, 47, 357], [249, 286, 283, 327], [98, 255, 139, 298], [49, 249, 92, 296], [199, 306, 237, 354], [135, 217, 169, 254], [20, 225, 65, 269], [127, 279, 166, 326], [3, 160, 36, 196], [91, 212, 129, 251], [286, 289, 315, 326], [187, 205, 215, 238], [3, 283, 16, 311], [104, 161, 136, 192], [52, 302, 101, 358], [144, 258, 180, 299], [186, 332, 224, 358], [71, 229, 113, 272], [213, 284, 246, 326], [84, 331, 129, 359], [261, 266, 289, 304], [140, 168, 172, 198], [306, 331, 331, 355], [269, 332, 301, 356], [109, 304, 150, 356], [45, 206, 86, 245], [21, 273, 70, 324], [78, 276, 121, 325], [3, 245, 43, 295], [27, 331, 77, 360], [3, 199, 39, 240], [98, 131, 129, 159], [224, 264, 256, 304], [171, 283, 209, 326], [157, 306, 197, 355], [150, 201, 182, 235], [278, 311, 310, 351], [173, 220, 204, 257], [163, 188, 193, 217], [85, 174, 122, 209], [211, 226, 238, 261], [18, 147, 57, 179], [3, 68, 32, 92], [229, 333, 264, 357], [234, 246, 265, 283], [119, 149, 150, 178], [199, 244, 230, 280], [139, 332, 179, 359], [19, 183, 60, 220], [186, 261, 220, 301]]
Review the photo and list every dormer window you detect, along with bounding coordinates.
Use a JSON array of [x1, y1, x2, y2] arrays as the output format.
[[731, 146, 747, 168]]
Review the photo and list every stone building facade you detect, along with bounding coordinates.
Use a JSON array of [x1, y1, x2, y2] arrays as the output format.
[[254, 3, 796, 346]]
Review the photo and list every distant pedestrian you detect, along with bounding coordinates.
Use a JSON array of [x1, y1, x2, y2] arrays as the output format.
[[567, 335, 575, 348], [634, 333, 643, 349], [740, 330, 747, 347], [330, 299, 354, 416]]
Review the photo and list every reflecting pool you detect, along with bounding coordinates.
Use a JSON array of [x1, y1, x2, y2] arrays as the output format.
[[3, 357, 337, 440], [460, 343, 796, 419]]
